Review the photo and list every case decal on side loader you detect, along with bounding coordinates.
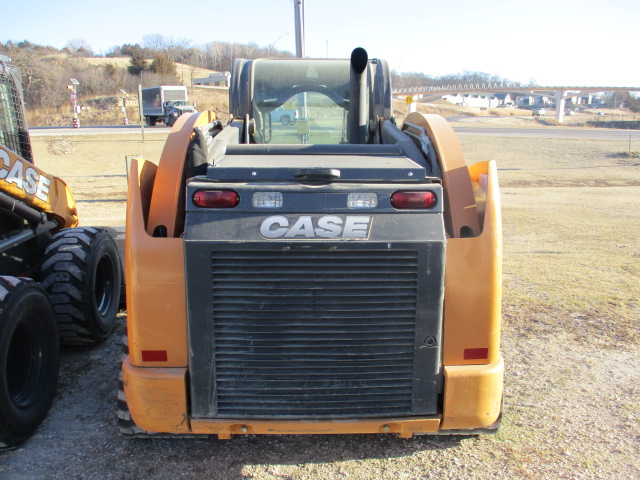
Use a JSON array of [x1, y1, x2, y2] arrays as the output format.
[[0, 148, 51, 202], [0, 144, 78, 228]]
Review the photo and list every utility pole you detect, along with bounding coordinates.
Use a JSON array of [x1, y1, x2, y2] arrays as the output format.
[[294, 0, 305, 58], [293, 0, 307, 142], [138, 84, 145, 143]]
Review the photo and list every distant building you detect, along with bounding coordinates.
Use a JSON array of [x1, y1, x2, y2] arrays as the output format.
[[194, 72, 231, 87], [516, 95, 553, 107], [443, 93, 464, 105], [494, 93, 514, 106], [566, 94, 604, 106], [443, 93, 500, 108]]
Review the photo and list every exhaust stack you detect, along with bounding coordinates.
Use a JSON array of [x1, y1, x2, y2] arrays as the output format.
[[348, 47, 368, 144]]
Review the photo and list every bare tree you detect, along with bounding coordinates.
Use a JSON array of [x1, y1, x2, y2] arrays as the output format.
[[182, 47, 206, 85], [205, 42, 224, 71], [142, 34, 190, 62], [64, 38, 94, 57]]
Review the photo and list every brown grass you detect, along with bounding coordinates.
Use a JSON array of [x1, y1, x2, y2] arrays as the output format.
[[460, 135, 640, 343], [30, 133, 168, 226], [29, 127, 639, 345], [27, 88, 229, 127], [190, 88, 230, 119]]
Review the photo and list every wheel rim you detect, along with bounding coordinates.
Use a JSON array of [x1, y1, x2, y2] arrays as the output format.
[[7, 317, 44, 408], [94, 254, 116, 318]]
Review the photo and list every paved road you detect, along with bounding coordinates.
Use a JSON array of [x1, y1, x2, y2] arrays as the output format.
[[29, 125, 170, 136], [452, 125, 640, 140], [30, 124, 640, 140]]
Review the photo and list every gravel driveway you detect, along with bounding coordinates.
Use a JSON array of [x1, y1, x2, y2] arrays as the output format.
[[1, 307, 637, 480]]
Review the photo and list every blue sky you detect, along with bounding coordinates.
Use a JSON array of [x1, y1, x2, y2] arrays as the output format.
[[2, 0, 638, 87]]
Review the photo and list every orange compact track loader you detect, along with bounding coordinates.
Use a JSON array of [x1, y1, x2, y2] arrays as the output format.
[[0, 56, 122, 449], [120, 48, 503, 439]]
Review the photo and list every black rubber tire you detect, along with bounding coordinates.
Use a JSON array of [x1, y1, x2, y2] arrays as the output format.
[[145, 116, 156, 127], [41, 227, 122, 346], [0, 276, 59, 449], [280, 115, 291, 126]]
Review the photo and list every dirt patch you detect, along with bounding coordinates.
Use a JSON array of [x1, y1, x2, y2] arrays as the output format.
[[0, 315, 637, 480]]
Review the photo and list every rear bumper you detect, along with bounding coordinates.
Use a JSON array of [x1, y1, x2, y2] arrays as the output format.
[[122, 355, 503, 439]]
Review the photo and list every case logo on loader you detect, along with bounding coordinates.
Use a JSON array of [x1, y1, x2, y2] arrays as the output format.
[[259, 215, 372, 239], [0, 148, 51, 202]]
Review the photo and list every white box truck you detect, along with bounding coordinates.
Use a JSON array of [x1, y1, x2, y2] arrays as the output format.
[[141, 86, 197, 127]]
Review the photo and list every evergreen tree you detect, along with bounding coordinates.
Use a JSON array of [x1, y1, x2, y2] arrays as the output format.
[[127, 47, 148, 76]]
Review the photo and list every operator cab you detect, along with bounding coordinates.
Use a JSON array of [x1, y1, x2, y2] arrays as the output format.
[[230, 48, 392, 145], [223, 48, 439, 177]]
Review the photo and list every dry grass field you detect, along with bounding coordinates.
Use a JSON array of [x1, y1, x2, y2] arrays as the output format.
[[4, 127, 638, 479], [459, 135, 639, 342], [30, 130, 640, 338]]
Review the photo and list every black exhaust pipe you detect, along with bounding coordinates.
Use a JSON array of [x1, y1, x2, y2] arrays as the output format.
[[347, 47, 368, 144]]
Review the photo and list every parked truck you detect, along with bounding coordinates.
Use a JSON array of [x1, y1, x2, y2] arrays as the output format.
[[120, 48, 503, 439], [141, 86, 197, 127], [268, 106, 298, 125], [0, 56, 121, 449]]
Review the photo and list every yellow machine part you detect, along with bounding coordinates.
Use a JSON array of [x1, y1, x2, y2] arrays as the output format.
[[0, 144, 78, 228], [123, 111, 504, 437], [123, 354, 503, 437], [403, 113, 502, 366]]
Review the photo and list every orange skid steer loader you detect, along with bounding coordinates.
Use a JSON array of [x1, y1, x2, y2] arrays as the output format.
[[120, 48, 503, 439]]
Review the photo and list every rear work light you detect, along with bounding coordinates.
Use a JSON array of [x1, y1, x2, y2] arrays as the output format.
[[193, 190, 239, 208], [390, 191, 437, 209], [252, 192, 283, 208], [348, 192, 377, 208]]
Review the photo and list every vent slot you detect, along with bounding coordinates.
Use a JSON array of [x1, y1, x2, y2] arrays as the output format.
[[211, 250, 419, 418]]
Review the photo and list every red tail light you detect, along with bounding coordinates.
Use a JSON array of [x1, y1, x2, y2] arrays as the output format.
[[193, 190, 239, 208], [390, 191, 437, 209]]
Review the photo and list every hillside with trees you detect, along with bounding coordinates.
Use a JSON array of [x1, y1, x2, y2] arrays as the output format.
[[2, 35, 637, 126]]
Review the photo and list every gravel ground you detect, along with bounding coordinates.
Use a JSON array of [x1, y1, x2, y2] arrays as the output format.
[[1, 309, 638, 480]]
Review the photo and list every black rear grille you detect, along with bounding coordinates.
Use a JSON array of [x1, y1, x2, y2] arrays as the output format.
[[210, 249, 419, 418]]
